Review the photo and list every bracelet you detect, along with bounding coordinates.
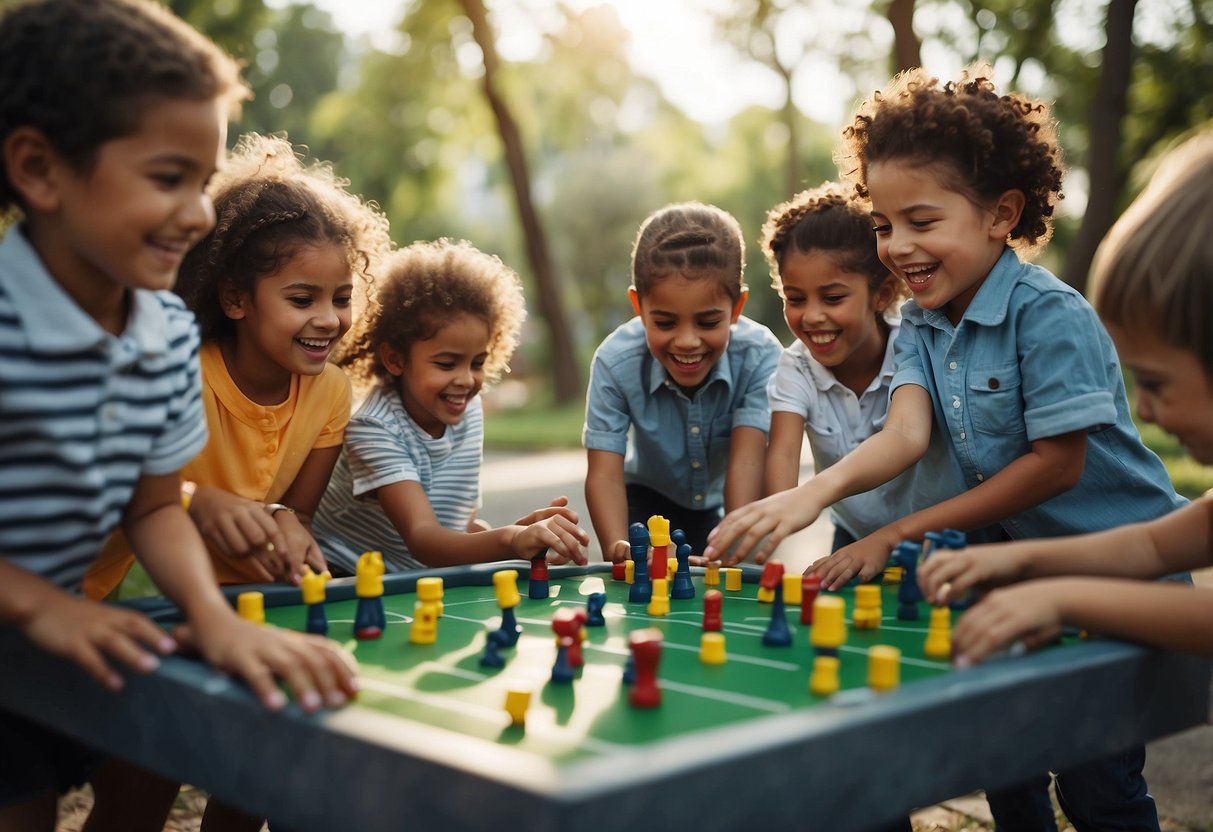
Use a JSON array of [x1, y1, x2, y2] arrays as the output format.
[[265, 503, 296, 517]]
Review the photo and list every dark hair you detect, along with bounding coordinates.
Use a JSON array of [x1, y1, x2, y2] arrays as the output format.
[[337, 239, 527, 390], [838, 65, 1064, 255], [0, 0, 247, 219], [760, 181, 905, 303], [175, 133, 391, 342], [631, 202, 746, 303]]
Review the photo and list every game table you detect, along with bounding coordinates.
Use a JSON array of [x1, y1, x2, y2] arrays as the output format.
[[0, 562, 1208, 831]]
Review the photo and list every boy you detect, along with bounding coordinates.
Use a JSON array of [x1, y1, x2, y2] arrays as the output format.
[[0, 2, 356, 829]]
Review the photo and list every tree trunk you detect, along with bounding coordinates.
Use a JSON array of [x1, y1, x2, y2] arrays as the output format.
[[1062, 0, 1137, 293], [777, 60, 800, 196], [887, 0, 921, 72], [458, 0, 582, 403]]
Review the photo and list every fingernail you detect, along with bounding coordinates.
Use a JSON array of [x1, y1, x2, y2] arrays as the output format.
[[158, 636, 176, 653], [266, 690, 288, 710], [954, 656, 972, 670], [107, 673, 125, 692], [327, 691, 347, 708], [138, 653, 161, 672], [301, 690, 321, 711], [265, 542, 276, 553]]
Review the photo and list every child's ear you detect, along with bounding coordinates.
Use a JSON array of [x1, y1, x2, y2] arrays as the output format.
[[873, 276, 899, 313], [990, 189, 1026, 240], [3, 127, 63, 213], [628, 287, 642, 317], [219, 279, 247, 321], [378, 342, 406, 377], [730, 289, 748, 323]]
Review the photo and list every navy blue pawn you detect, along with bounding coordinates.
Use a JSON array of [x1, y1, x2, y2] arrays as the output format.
[[892, 540, 923, 620], [305, 602, 327, 636], [354, 596, 386, 640], [550, 641, 575, 684], [627, 522, 652, 604], [494, 607, 521, 647], [762, 573, 792, 647], [479, 636, 505, 668], [671, 541, 696, 600], [585, 592, 607, 626]]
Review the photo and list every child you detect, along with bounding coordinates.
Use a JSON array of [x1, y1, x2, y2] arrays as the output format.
[[583, 202, 783, 561], [919, 128, 1213, 663], [0, 2, 356, 831], [83, 132, 391, 598], [761, 183, 913, 553], [706, 67, 1185, 830], [312, 239, 590, 573]]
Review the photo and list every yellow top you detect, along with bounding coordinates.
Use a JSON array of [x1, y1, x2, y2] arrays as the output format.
[[355, 551, 385, 598], [647, 515, 670, 547], [300, 566, 330, 604], [493, 569, 521, 609], [416, 576, 444, 603]]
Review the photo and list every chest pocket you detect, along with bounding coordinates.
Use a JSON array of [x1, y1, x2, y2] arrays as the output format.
[[967, 363, 1025, 436]]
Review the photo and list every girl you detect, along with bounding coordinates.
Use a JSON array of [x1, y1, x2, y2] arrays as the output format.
[[760, 183, 911, 557], [312, 239, 589, 573], [707, 67, 1186, 830], [84, 133, 391, 597]]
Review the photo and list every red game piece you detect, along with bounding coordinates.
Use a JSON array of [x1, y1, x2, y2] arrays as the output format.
[[801, 575, 822, 625], [628, 629, 662, 708], [649, 543, 668, 581], [702, 589, 723, 632], [612, 561, 627, 581], [529, 554, 550, 600], [759, 560, 784, 590]]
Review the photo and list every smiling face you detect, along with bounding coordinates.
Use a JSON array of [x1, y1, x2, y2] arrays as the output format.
[[867, 160, 1011, 325], [1105, 322, 1213, 465], [385, 313, 490, 438], [632, 274, 742, 392]]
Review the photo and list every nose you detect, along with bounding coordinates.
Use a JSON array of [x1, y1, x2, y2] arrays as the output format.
[[803, 298, 827, 327], [1135, 393, 1155, 425], [673, 323, 700, 350], [182, 192, 216, 236], [313, 300, 341, 332]]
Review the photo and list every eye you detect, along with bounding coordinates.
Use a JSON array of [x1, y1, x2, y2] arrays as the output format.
[[872, 223, 891, 235], [653, 320, 676, 331], [910, 219, 935, 229], [434, 361, 455, 371], [698, 318, 722, 329], [824, 294, 847, 304], [288, 296, 313, 308], [334, 294, 353, 308], [784, 296, 804, 307], [472, 358, 487, 371], [152, 172, 184, 188]]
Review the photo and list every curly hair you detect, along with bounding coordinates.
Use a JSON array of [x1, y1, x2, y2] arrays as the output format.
[[174, 133, 392, 342], [337, 239, 527, 391], [760, 181, 906, 305], [631, 202, 746, 303], [838, 66, 1064, 254], [0, 0, 247, 219]]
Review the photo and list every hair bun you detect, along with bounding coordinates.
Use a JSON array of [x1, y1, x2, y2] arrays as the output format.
[[658, 229, 715, 250]]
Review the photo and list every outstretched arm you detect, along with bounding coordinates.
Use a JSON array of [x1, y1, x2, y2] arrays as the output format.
[[724, 425, 767, 512], [763, 412, 806, 497], [585, 449, 631, 563]]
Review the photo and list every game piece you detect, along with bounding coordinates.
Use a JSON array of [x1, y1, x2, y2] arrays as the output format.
[[552, 608, 584, 669], [647, 578, 670, 617], [479, 635, 505, 668], [625, 559, 635, 584], [550, 637, 576, 684], [867, 645, 901, 692], [409, 598, 438, 644], [492, 569, 522, 647], [852, 584, 882, 629], [921, 530, 945, 561], [702, 589, 723, 632], [504, 687, 531, 727], [585, 592, 607, 626], [354, 551, 386, 640], [940, 528, 966, 550], [882, 565, 905, 585], [924, 606, 952, 660], [627, 629, 663, 708], [760, 561, 792, 647], [300, 567, 330, 635], [667, 557, 678, 582], [700, 632, 727, 664], [671, 542, 696, 600], [724, 567, 742, 592], [628, 522, 652, 604], [671, 528, 687, 549], [800, 575, 821, 625], [236, 591, 265, 626], [529, 552, 550, 600], [891, 541, 923, 620], [612, 561, 628, 581], [809, 655, 840, 696], [705, 562, 720, 587], [782, 573, 802, 606], [621, 653, 636, 685], [756, 560, 776, 603], [809, 595, 846, 657], [417, 576, 444, 617], [648, 515, 670, 582]]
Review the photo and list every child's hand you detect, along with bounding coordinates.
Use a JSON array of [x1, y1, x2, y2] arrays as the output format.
[[511, 516, 590, 566], [21, 594, 176, 692], [605, 539, 630, 564], [703, 489, 826, 565], [948, 581, 1066, 667], [514, 496, 580, 528], [274, 510, 328, 585], [809, 531, 898, 591], [189, 487, 285, 564], [918, 545, 1027, 606], [176, 612, 358, 712]]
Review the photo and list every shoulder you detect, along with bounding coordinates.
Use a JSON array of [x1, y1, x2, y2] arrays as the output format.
[[729, 316, 783, 364], [308, 362, 353, 397], [1007, 263, 1097, 321], [592, 318, 648, 362]]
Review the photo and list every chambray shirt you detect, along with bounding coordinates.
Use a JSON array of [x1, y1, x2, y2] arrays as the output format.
[[892, 247, 1186, 539], [583, 315, 782, 512]]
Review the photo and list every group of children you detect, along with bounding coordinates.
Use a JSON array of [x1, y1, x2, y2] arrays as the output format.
[[3, 0, 1213, 830]]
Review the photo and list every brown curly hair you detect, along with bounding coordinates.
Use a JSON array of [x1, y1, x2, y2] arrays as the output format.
[[336, 239, 527, 391], [837, 65, 1064, 254], [0, 0, 247, 219], [631, 202, 746, 303], [761, 181, 907, 305], [174, 133, 392, 342]]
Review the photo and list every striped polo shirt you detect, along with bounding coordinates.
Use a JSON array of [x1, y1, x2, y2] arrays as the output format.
[[0, 229, 207, 591]]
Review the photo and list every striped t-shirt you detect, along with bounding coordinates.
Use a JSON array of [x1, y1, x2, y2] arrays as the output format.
[[0, 229, 207, 592], [313, 384, 483, 573]]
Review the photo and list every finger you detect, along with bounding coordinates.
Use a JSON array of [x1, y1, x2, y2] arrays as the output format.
[[118, 612, 179, 656], [547, 496, 570, 508], [67, 641, 126, 692], [235, 657, 290, 711], [304, 545, 328, 576]]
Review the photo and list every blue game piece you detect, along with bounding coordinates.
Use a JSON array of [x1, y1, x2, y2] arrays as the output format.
[[940, 528, 966, 550], [494, 607, 521, 647], [892, 540, 923, 620], [621, 653, 636, 685], [305, 602, 327, 636], [479, 637, 505, 668], [761, 574, 792, 647], [528, 552, 550, 600], [550, 642, 575, 684], [627, 522, 652, 604], [671, 541, 696, 600], [354, 596, 386, 640], [585, 592, 607, 626]]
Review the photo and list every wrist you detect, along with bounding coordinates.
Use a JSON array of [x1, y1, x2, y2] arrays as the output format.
[[265, 503, 296, 518]]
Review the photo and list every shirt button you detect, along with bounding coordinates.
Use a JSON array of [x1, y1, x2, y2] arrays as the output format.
[[959, 432, 966, 440], [691, 460, 701, 469], [693, 494, 703, 502], [690, 426, 700, 435], [976, 473, 984, 482], [949, 361, 957, 370], [952, 400, 961, 409]]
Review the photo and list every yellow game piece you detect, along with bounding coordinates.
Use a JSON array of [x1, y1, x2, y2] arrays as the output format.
[[809, 595, 846, 650], [504, 687, 531, 726], [867, 645, 901, 691], [700, 632, 727, 664], [355, 551, 384, 598], [782, 573, 802, 605], [300, 567, 329, 605], [409, 599, 439, 644], [809, 655, 840, 696], [492, 569, 521, 609], [625, 559, 635, 584], [236, 591, 265, 625], [852, 584, 882, 629], [647, 515, 670, 547], [924, 606, 952, 659], [417, 576, 444, 617], [705, 563, 720, 587], [667, 557, 678, 580], [756, 584, 774, 603], [647, 578, 669, 616], [724, 567, 742, 592], [882, 565, 905, 585]]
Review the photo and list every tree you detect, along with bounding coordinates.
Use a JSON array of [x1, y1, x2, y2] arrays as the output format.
[[886, 0, 922, 72]]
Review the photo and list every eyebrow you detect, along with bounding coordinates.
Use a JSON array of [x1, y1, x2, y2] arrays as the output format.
[[281, 282, 354, 291], [871, 203, 942, 219], [649, 307, 727, 317]]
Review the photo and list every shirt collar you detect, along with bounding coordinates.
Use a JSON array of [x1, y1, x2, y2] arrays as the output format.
[[799, 317, 900, 394], [901, 247, 1021, 331], [646, 342, 734, 396]]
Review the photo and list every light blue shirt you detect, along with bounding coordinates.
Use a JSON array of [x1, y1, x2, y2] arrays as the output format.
[[583, 315, 782, 511], [892, 247, 1186, 539]]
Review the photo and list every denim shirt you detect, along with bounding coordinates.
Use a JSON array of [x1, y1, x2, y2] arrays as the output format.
[[583, 315, 782, 511], [891, 248, 1186, 539]]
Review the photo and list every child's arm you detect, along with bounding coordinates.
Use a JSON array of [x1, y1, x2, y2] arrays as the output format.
[[585, 449, 631, 563], [813, 428, 1087, 590], [125, 473, 357, 712], [376, 480, 589, 567], [186, 486, 283, 580], [763, 412, 806, 496], [704, 384, 933, 565], [723, 426, 767, 512], [275, 444, 343, 580]]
